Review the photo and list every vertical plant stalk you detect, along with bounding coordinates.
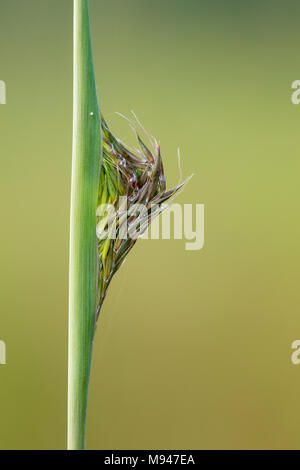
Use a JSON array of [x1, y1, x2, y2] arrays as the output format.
[[68, 0, 101, 450]]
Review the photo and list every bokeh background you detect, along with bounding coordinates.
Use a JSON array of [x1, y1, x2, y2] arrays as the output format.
[[1, 0, 300, 450]]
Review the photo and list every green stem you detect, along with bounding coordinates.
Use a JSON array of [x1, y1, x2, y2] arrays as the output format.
[[68, 0, 101, 450]]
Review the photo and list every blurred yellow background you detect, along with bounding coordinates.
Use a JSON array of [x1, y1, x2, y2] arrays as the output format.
[[1, 0, 300, 450]]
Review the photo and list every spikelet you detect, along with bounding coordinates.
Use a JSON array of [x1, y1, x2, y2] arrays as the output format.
[[96, 114, 188, 318]]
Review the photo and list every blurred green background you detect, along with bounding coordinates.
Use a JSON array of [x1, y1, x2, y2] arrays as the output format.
[[1, 0, 300, 450]]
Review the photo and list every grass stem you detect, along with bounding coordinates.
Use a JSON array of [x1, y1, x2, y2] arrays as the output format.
[[68, 0, 101, 450]]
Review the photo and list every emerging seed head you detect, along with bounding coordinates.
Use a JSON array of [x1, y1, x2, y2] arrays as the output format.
[[96, 114, 187, 318]]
